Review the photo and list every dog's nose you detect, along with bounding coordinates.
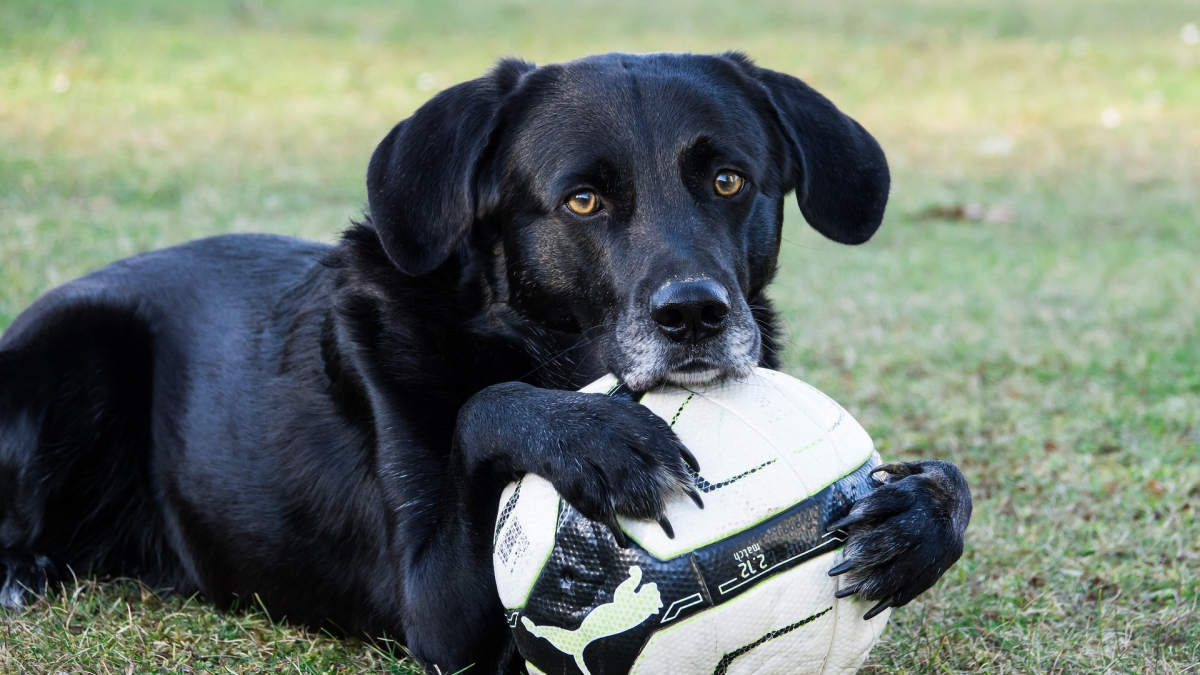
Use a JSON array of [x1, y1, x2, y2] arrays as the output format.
[[650, 280, 731, 343]]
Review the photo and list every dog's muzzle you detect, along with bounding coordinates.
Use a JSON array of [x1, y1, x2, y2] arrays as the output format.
[[615, 279, 760, 390]]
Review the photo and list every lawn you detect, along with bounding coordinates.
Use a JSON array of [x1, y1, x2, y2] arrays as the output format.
[[2, 0, 1199, 672]]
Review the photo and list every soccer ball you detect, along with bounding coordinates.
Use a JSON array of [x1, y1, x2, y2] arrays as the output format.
[[492, 368, 890, 675]]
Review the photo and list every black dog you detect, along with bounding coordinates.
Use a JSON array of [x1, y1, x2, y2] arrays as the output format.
[[0, 52, 970, 674]]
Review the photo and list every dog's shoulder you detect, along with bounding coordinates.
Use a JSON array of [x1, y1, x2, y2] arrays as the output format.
[[323, 221, 603, 396]]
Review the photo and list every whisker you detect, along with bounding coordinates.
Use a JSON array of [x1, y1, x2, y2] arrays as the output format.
[[780, 237, 827, 252], [515, 321, 616, 382]]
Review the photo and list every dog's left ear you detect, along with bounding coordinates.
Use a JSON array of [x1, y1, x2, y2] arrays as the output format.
[[366, 59, 534, 276], [730, 55, 890, 245]]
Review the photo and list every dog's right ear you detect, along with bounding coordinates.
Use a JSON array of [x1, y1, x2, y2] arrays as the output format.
[[366, 59, 534, 276]]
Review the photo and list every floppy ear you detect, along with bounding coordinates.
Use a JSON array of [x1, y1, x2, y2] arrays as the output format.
[[736, 57, 890, 245], [366, 59, 534, 275]]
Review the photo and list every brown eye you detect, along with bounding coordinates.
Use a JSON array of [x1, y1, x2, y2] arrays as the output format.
[[565, 190, 600, 215], [714, 171, 745, 197]]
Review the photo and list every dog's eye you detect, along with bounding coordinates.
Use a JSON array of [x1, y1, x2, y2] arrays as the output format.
[[714, 171, 745, 197], [565, 191, 601, 216]]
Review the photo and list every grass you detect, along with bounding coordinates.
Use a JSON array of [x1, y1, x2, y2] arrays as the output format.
[[2, 0, 1198, 672]]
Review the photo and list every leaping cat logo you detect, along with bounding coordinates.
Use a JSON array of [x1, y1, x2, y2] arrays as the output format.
[[521, 565, 663, 675]]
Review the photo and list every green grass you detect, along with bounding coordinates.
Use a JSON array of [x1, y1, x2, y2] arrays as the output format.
[[2, 0, 1199, 672]]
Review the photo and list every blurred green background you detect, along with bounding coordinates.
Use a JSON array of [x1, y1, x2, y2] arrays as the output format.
[[2, 0, 1198, 673]]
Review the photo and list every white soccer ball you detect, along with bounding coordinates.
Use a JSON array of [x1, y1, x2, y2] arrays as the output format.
[[493, 368, 890, 675]]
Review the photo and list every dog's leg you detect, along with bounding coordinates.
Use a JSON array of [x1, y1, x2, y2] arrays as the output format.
[[396, 381, 694, 674], [0, 353, 54, 608], [826, 459, 973, 618], [0, 304, 163, 603]]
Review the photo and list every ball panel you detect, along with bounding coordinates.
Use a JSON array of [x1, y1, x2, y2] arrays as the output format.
[[758, 370, 845, 432], [629, 551, 841, 675], [579, 374, 621, 395], [494, 475, 562, 610], [623, 391, 812, 558], [752, 371, 877, 504], [825, 562, 891, 675], [685, 373, 851, 495], [513, 504, 707, 675], [685, 455, 880, 609], [793, 379, 876, 483]]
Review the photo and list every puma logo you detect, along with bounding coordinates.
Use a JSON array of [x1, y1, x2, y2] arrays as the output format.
[[521, 565, 663, 675]]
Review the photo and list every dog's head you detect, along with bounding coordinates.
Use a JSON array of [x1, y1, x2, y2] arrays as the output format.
[[366, 53, 888, 389]]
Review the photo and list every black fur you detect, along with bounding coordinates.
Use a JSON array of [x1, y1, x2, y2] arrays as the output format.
[[0, 52, 969, 674]]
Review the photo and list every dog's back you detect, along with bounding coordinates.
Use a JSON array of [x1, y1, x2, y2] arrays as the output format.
[[0, 234, 331, 604]]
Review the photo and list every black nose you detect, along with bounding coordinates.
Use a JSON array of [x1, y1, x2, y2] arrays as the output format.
[[650, 280, 731, 343]]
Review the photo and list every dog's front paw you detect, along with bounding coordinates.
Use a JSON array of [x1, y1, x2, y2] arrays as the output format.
[[537, 392, 701, 546], [827, 460, 972, 619], [458, 383, 701, 546]]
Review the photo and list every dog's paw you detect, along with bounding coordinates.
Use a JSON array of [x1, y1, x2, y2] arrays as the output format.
[[827, 460, 972, 619], [1, 552, 53, 609], [535, 392, 699, 545], [458, 383, 702, 545]]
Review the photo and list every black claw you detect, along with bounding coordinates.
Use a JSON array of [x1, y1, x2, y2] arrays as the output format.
[[871, 462, 915, 482], [657, 516, 675, 539], [685, 486, 705, 510], [863, 597, 893, 620], [680, 447, 701, 474], [605, 519, 629, 548], [827, 511, 867, 533], [834, 583, 861, 599], [828, 559, 855, 577]]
